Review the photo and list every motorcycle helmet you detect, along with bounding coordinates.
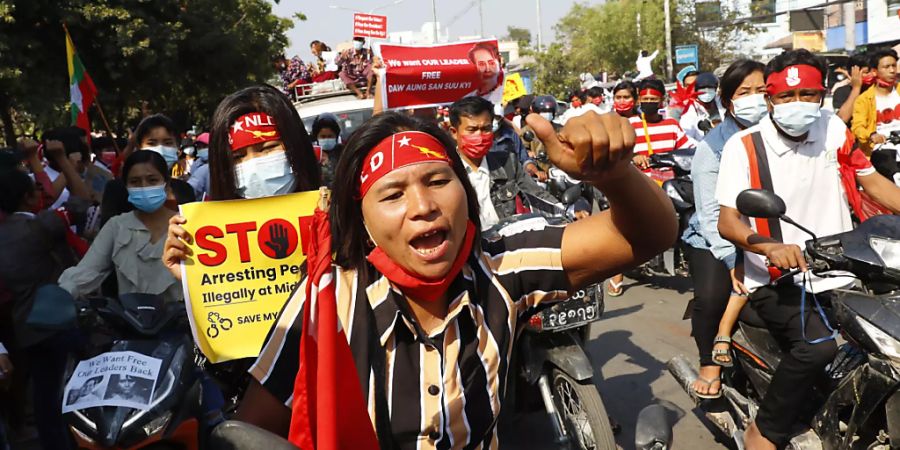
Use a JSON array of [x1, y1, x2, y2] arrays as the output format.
[[531, 95, 558, 121]]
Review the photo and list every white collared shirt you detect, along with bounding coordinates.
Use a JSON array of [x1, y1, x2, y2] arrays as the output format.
[[465, 158, 501, 231], [716, 111, 874, 293]]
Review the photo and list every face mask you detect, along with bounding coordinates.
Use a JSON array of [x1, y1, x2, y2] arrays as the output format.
[[353, 41, 364, 51], [235, 151, 295, 199], [697, 88, 717, 103], [591, 97, 603, 106], [539, 112, 554, 122], [318, 138, 337, 152], [127, 184, 167, 213], [571, 99, 583, 108], [771, 101, 821, 137], [143, 145, 178, 168], [731, 93, 768, 126], [614, 99, 635, 114], [458, 132, 494, 159], [197, 148, 209, 161], [862, 73, 877, 86], [492, 119, 501, 133], [183, 146, 196, 156], [875, 76, 895, 88], [640, 102, 660, 115]]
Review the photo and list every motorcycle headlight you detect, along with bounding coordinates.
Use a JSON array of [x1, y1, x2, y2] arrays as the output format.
[[141, 411, 172, 437], [870, 236, 900, 270], [664, 183, 684, 203], [855, 316, 900, 368]]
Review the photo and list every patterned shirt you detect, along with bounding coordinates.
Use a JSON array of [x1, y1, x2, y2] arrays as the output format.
[[337, 48, 373, 82], [628, 115, 694, 155], [280, 56, 311, 91], [250, 224, 569, 450]]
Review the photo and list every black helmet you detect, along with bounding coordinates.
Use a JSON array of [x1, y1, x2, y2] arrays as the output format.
[[531, 95, 558, 115], [695, 72, 719, 89]]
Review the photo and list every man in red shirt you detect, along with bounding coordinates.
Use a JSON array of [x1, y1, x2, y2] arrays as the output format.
[[629, 79, 695, 174]]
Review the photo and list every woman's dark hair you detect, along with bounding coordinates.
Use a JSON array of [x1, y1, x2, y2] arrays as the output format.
[[134, 114, 178, 147], [312, 114, 342, 140], [612, 81, 638, 100], [207, 84, 321, 200], [764, 49, 827, 81], [122, 150, 170, 184], [869, 48, 899, 69], [331, 112, 481, 269], [0, 169, 35, 214], [449, 96, 494, 128], [719, 59, 766, 110]]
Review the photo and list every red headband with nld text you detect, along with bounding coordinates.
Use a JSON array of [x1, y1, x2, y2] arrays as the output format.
[[229, 112, 282, 151], [358, 131, 451, 198], [765, 65, 824, 97]]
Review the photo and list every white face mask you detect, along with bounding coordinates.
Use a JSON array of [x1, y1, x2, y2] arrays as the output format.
[[731, 93, 768, 126], [353, 41, 364, 51], [234, 151, 295, 199], [143, 145, 179, 168], [771, 101, 821, 137], [539, 112, 554, 122]]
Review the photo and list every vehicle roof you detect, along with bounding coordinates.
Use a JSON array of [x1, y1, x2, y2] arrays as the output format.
[[295, 95, 374, 119]]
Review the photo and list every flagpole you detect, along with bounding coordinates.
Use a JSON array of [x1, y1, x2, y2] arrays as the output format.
[[92, 100, 121, 154]]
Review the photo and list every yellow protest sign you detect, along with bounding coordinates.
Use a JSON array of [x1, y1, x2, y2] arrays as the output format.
[[179, 191, 319, 363], [502, 73, 527, 104]]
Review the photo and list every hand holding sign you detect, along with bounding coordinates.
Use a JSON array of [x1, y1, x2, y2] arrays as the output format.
[[525, 111, 636, 189], [164, 215, 192, 281]]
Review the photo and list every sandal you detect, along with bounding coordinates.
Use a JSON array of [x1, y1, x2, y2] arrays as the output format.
[[606, 279, 624, 297], [691, 375, 722, 399], [712, 336, 734, 368]]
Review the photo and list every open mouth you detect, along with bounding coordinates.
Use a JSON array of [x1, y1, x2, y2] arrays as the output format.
[[409, 228, 450, 261]]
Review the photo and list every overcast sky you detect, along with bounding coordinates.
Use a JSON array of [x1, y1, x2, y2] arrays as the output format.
[[271, 0, 590, 59]]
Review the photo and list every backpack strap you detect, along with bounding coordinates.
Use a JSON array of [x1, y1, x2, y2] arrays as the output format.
[[740, 131, 783, 242]]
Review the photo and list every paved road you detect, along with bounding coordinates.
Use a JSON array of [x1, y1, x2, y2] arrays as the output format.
[[501, 274, 730, 450]]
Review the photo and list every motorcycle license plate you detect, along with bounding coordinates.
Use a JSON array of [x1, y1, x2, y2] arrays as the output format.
[[539, 287, 601, 331]]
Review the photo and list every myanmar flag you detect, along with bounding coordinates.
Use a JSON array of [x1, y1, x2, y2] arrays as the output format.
[[65, 27, 97, 136]]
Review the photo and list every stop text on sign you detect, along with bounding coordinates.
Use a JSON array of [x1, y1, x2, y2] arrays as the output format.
[[195, 216, 313, 266]]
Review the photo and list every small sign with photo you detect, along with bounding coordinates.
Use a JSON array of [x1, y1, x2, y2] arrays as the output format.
[[62, 351, 163, 413]]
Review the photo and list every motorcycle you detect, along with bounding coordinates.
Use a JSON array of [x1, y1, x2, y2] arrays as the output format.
[[62, 293, 214, 449], [486, 213, 615, 450], [641, 148, 695, 277], [668, 189, 900, 449], [870, 130, 900, 187]]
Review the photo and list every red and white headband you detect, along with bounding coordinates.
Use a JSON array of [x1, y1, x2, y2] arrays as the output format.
[[765, 65, 824, 97], [228, 112, 282, 151], [358, 131, 450, 198]]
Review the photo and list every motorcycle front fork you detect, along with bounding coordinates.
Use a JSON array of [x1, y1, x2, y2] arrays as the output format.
[[538, 373, 570, 445]]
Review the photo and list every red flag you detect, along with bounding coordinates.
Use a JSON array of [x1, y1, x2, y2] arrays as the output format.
[[289, 207, 380, 450]]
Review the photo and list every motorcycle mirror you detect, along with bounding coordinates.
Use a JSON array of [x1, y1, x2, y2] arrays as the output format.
[[562, 185, 582, 205], [634, 404, 674, 450], [522, 130, 535, 143], [736, 189, 786, 219], [210, 421, 298, 450]]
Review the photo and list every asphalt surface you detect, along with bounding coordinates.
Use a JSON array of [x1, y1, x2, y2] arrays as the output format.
[[500, 274, 730, 450]]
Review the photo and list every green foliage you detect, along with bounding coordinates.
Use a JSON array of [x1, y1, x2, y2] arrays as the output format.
[[531, 0, 758, 98], [0, 0, 295, 145], [505, 26, 532, 49]]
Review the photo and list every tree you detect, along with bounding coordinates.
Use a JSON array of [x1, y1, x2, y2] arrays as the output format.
[[505, 26, 532, 49], [0, 0, 294, 145]]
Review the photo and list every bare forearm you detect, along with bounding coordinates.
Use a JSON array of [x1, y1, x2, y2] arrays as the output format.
[[600, 165, 677, 256], [859, 173, 900, 214], [54, 157, 93, 201], [836, 88, 860, 123], [718, 207, 779, 256]]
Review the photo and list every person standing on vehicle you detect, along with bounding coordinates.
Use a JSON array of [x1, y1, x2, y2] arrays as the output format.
[[449, 97, 570, 230], [852, 48, 899, 156], [166, 110, 676, 449], [634, 49, 658, 81], [716, 49, 900, 450], [629, 79, 696, 171], [681, 59, 767, 399], [680, 72, 724, 142]]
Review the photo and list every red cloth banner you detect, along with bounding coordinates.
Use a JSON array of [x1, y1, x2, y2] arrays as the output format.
[[353, 13, 388, 39], [376, 39, 505, 109]]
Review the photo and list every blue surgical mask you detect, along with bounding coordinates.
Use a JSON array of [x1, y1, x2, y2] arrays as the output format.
[[143, 145, 179, 168], [127, 184, 167, 213], [771, 101, 821, 137], [197, 148, 209, 161], [235, 150, 294, 199], [731, 94, 768, 126], [318, 138, 337, 152], [697, 88, 717, 103]]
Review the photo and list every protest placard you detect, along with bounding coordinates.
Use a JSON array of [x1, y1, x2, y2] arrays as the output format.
[[179, 191, 319, 363], [375, 39, 505, 109], [62, 351, 162, 413], [502, 73, 528, 104], [353, 13, 387, 39]]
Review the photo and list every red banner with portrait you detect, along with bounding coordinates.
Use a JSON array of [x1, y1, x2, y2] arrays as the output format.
[[375, 39, 504, 109]]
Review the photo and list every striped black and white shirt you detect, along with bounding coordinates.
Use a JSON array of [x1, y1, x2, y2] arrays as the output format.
[[249, 224, 569, 450]]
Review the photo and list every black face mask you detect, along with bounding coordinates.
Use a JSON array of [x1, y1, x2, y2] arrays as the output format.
[[640, 102, 661, 115]]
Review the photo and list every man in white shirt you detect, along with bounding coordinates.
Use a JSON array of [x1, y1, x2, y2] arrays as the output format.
[[634, 49, 658, 81], [716, 50, 900, 450]]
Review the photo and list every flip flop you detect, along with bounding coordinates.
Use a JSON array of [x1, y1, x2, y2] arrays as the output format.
[[606, 279, 624, 297], [712, 336, 734, 368], [692, 375, 722, 399]]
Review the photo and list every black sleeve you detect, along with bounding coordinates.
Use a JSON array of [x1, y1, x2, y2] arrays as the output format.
[[832, 85, 850, 113]]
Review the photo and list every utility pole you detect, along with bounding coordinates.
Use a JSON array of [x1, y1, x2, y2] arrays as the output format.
[[536, 0, 543, 51], [432, 0, 439, 43], [664, 0, 673, 80], [478, 0, 484, 38], [843, 0, 855, 52]]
